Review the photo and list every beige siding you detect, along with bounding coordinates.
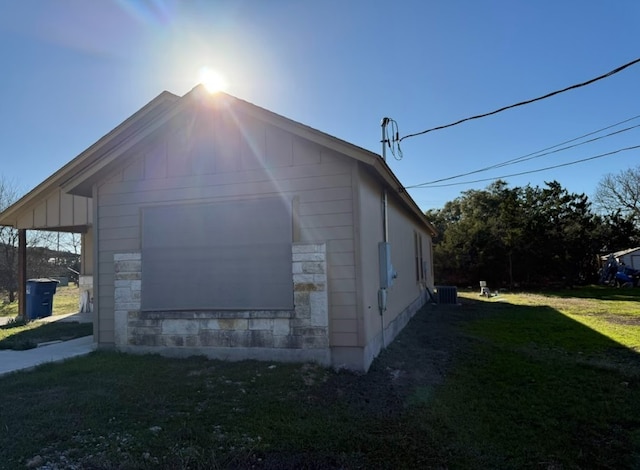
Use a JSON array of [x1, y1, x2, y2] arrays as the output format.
[[357, 168, 385, 344], [46, 193, 58, 225], [386, 197, 425, 307], [60, 193, 74, 226], [81, 227, 94, 275], [357, 165, 433, 347], [16, 210, 34, 229], [33, 203, 46, 227], [95, 107, 357, 345], [14, 188, 91, 230]]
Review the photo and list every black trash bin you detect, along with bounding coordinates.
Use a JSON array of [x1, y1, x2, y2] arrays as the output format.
[[26, 279, 59, 320]]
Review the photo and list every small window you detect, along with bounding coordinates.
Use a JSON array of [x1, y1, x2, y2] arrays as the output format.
[[415, 231, 425, 283]]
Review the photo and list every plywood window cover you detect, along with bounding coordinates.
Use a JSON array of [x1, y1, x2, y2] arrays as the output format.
[[141, 197, 293, 311]]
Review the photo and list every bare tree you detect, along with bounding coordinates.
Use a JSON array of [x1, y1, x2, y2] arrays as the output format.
[[594, 166, 640, 226], [57, 232, 81, 256], [0, 178, 20, 302]]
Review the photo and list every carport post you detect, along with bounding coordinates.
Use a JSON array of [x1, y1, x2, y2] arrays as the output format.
[[17, 229, 26, 318]]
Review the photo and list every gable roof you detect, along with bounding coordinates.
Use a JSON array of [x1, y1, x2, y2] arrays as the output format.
[[0, 86, 436, 236]]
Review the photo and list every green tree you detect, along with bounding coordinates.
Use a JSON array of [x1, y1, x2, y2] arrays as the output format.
[[594, 210, 640, 253], [428, 180, 602, 287]]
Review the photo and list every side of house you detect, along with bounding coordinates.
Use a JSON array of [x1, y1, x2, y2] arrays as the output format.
[[85, 91, 434, 371], [0, 88, 436, 371], [615, 247, 640, 270]]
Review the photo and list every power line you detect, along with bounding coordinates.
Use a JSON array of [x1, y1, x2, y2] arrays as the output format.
[[412, 114, 640, 186], [403, 144, 640, 189], [399, 57, 640, 142]]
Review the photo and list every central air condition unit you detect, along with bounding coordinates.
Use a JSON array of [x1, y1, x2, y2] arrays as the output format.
[[435, 285, 458, 304]]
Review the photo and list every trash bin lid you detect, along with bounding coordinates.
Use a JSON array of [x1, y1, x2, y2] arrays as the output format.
[[27, 278, 60, 284]]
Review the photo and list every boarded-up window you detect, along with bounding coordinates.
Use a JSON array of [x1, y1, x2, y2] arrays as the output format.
[[141, 198, 293, 310]]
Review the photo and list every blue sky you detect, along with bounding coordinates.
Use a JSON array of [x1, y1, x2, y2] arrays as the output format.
[[0, 0, 638, 211]]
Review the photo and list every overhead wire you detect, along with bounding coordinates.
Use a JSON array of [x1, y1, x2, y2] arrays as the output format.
[[410, 114, 640, 187], [403, 144, 640, 189], [398, 57, 640, 142]]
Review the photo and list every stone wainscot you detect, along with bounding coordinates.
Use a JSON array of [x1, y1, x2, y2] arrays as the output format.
[[113, 243, 330, 365]]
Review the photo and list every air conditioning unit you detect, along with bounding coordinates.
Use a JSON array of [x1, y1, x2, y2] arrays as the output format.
[[435, 286, 458, 304]]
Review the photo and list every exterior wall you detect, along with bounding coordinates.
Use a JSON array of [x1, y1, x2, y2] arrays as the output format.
[[94, 103, 357, 350], [334, 165, 433, 371], [91, 99, 433, 370], [618, 250, 640, 270], [113, 244, 330, 364], [604, 249, 640, 270], [15, 189, 91, 230], [81, 227, 93, 275]]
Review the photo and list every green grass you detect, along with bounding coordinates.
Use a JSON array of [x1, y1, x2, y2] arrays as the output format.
[[0, 286, 638, 469], [0, 320, 92, 350], [465, 290, 640, 353], [0, 285, 80, 317], [444, 290, 640, 468]]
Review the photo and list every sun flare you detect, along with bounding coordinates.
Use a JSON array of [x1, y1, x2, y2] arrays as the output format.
[[198, 67, 228, 94]]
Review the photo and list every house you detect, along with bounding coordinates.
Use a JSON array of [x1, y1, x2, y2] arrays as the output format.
[[601, 247, 640, 270], [0, 87, 437, 371]]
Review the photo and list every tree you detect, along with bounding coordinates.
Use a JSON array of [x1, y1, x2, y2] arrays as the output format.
[[520, 182, 599, 284], [0, 178, 20, 302], [427, 180, 523, 286], [427, 180, 603, 288], [594, 165, 640, 227], [593, 210, 640, 254]]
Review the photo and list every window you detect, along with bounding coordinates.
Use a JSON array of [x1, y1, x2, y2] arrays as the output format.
[[414, 231, 425, 283], [141, 198, 293, 311]]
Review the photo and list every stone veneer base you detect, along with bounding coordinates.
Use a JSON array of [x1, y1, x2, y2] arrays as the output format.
[[118, 345, 331, 365], [113, 243, 330, 366]]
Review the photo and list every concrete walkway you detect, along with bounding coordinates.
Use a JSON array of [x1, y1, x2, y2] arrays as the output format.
[[0, 335, 95, 377], [0, 312, 95, 377]]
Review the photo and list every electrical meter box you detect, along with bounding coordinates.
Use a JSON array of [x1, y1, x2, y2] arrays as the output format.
[[378, 242, 397, 288]]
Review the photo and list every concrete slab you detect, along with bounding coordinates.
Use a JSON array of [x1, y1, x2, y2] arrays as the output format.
[[0, 336, 95, 377]]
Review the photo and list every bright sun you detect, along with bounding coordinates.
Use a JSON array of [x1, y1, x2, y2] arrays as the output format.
[[198, 67, 228, 93]]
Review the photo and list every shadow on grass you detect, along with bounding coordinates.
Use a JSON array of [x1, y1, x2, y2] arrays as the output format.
[[0, 321, 92, 350]]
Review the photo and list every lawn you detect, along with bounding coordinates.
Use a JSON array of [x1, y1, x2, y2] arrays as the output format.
[[0, 286, 638, 469], [0, 285, 80, 318], [0, 320, 92, 350]]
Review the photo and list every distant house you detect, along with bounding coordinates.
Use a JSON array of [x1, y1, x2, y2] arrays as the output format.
[[602, 247, 640, 270], [0, 87, 437, 371]]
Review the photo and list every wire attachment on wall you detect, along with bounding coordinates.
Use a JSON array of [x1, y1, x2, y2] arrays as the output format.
[[381, 117, 403, 161]]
